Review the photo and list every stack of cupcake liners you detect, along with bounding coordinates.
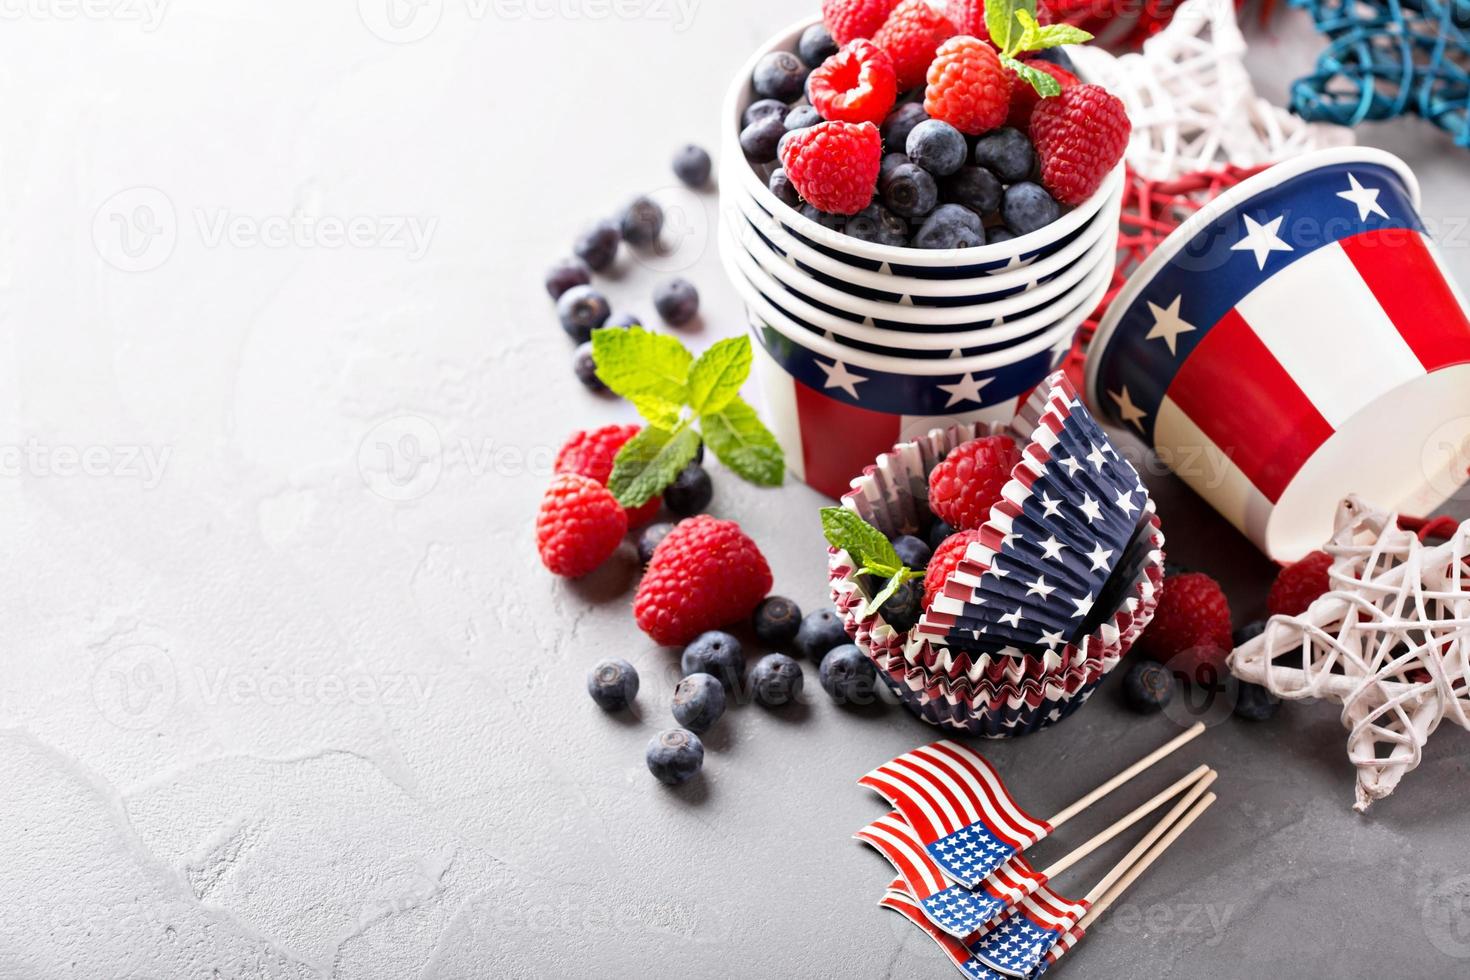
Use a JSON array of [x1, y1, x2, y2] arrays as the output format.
[[719, 16, 1127, 499], [828, 371, 1162, 737]]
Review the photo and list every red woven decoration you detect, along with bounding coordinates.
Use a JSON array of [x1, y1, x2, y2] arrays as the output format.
[[1062, 163, 1271, 391]]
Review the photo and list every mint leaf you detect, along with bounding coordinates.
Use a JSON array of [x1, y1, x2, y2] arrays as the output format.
[[687, 336, 752, 415], [701, 397, 784, 486], [590, 327, 691, 423], [987, 0, 1037, 56], [607, 425, 702, 507], [820, 507, 902, 577], [1001, 53, 1062, 98], [860, 568, 926, 618], [1014, 12, 1092, 51]]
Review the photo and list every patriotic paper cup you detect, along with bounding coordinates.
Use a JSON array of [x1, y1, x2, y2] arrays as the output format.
[[728, 247, 1109, 499], [723, 18, 1126, 280], [721, 222, 1116, 356], [722, 201, 1121, 343], [721, 157, 1126, 303], [1087, 147, 1470, 561]]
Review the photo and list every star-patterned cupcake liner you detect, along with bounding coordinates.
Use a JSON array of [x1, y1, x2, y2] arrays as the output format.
[[1086, 146, 1470, 561]]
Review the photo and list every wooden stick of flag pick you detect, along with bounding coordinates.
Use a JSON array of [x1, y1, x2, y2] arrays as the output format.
[[1041, 762, 1211, 879], [1047, 722, 1207, 829]]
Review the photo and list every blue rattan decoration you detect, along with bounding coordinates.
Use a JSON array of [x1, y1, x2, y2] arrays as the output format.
[[1289, 0, 1470, 147]]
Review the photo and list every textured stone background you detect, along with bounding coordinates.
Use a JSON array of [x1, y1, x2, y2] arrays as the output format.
[[3, 2, 1469, 978]]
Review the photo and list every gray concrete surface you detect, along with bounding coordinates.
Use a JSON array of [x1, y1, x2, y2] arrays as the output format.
[[2, 2, 1469, 978]]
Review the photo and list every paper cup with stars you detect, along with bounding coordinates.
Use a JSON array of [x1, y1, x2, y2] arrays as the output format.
[[1088, 147, 1470, 561], [723, 17, 1129, 284], [723, 241, 1105, 500]]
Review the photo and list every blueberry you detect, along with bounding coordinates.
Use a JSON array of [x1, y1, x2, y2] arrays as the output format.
[[892, 534, 932, 570], [740, 114, 787, 164], [798, 23, 838, 67], [637, 521, 675, 565], [780, 106, 817, 132], [820, 644, 877, 704], [914, 204, 985, 249], [682, 630, 744, 691], [621, 196, 664, 247], [651, 280, 699, 330], [673, 144, 712, 188], [927, 519, 955, 551], [608, 311, 642, 329], [769, 168, 801, 207], [574, 220, 620, 272], [1002, 182, 1061, 236], [878, 580, 922, 632], [986, 227, 1016, 244], [973, 127, 1037, 184], [556, 285, 611, 342], [881, 103, 929, 153], [743, 98, 788, 129], [664, 462, 713, 515], [750, 653, 804, 706], [880, 152, 910, 182], [1232, 620, 1266, 648], [801, 204, 847, 233], [646, 728, 704, 785], [753, 595, 803, 647], [906, 120, 968, 177], [846, 203, 909, 246], [1122, 660, 1174, 714], [880, 162, 939, 220], [1233, 681, 1279, 722], [794, 608, 848, 661], [941, 167, 1002, 217], [573, 342, 607, 393], [672, 672, 727, 732], [545, 257, 591, 300], [587, 658, 639, 711], [753, 50, 809, 102]]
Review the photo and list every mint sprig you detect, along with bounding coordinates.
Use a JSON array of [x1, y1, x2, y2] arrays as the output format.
[[987, 0, 1094, 98], [591, 327, 785, 507], [820, 507, 925, 617]]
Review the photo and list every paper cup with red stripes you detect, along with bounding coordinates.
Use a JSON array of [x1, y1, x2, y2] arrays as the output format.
[[1088, 147, 1470, 561]]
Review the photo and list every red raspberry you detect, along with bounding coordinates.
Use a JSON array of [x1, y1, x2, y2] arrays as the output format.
[[810, 40, 899, 126], [927, 435, 1021, 531], [823, 0, 901, 46], [945, 0, 988, 39], [873, 0, 958, 91], [1029, 83, 1130, 206], [1267, 550, 1333, 617], [634, 515, 773, 646], [554, 424, 661, 527], [536, 474, 628, 578], [924, 36, 1013, 136], [1135, 572, 1233, 664], [779, 120, 882, 216], [923, 528, 984, 610], [1005, 59, 1079, 130]]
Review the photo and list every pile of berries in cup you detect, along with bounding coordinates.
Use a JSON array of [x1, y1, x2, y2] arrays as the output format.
[[741, 0, 1130, 248]]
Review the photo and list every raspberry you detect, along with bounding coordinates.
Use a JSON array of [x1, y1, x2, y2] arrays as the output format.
[[536, 474, 628, 578], [923, 529, 983, 610], [809, 40, 899, 126], [823, 0, 901, 46], [1135, 572, 1233, 664], [554, 424, 661, 527], [1267, 550, 1333, 617], [873, 0, 958, 91], [924, 36, 1012, 136], [927, 435, 1020, 531], [1005, 59, 1079, 130], [945, 0, 989, 38], [1029, 83, 1130, 206], [779, 120, 883, 216], [634, 515, 774, 646]]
